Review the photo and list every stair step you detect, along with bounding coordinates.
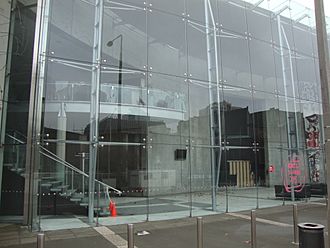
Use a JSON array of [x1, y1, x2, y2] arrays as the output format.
[[41, 177, 56, 180], [56, 185, 70, 189], [60, 189, 76, 197], [41, 183, 52, 187], [3, 163, 14, 167], [70, 198, 82, 202], [72, 193, 85, 199], [50, 188, 63, 192], [10, 168, 25, 173], [41, 180, 64, 188], [49, 180, 62, 185]]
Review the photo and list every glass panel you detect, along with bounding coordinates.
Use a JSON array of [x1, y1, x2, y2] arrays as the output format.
[[1, 142, 26, 216], [225, 147, 257, 211], [253, 91, 280, 148], [43, 59, 92, 141], [314, 58, 322, 103], [220, 29, 251, 89], [252, 91, 286, 208], [292, 24, 313, 56], [189, 80, 217, 146], [273, 45, 299, 97], [0, 1, 36, 220], [148, 73, 188, 145], [271, 16, 294, 50], [222, 86, 256, 211], [246, 6, 272, 42], [296, 54, 318, 102], [102, 1, 147, 71], [148, 0, 185, 16], [272, 148, 310, 203], [191, 147, 222, 215], [187, 20, 218, 82], [115, 0, 146, 7], [218, 0, 247, 35], [148, 144, 190, 220], [278, 96, 303, 150], [257, 148, 287, 208], [186, 0, 218, 27], [311, 31, 318, 58], [48, 0, 96, 63], [96, 144, 147, 223], [148, 10, 187, 77], [222, 86, 254, 147], [249, 39, 277, 93], [99, 69, 147, 143], [38, 143, 93, 229]]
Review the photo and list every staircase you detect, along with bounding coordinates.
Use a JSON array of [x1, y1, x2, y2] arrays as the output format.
[[3, 131, 122, 217]]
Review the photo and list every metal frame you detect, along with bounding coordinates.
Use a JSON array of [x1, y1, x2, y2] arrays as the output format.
[[24, 0, 50, 227]]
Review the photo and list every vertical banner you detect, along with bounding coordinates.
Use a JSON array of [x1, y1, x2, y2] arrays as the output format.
[[305, 114, 321, 183]]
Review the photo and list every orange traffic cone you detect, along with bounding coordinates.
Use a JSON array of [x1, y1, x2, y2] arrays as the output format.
[[109, 200, 117, 217]]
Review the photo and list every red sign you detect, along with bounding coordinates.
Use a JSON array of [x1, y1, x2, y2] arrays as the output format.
[[268, 165, 275, 173], [282, 154, 306, 193]]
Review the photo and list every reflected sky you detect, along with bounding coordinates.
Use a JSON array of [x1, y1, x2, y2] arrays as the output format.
[[243, 0, 330, 30]]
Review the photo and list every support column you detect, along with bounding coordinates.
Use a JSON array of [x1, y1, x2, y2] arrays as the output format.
[[24, 0, 50, 227], [88, 0, 103, 224], [314, 1, 330, 246], [203, 0, 222, 211], [56, 103, 66, 182], [0, 0, 13, 210]]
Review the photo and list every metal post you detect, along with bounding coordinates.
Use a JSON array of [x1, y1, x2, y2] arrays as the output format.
[[293, 204, 299, 244], [127, 224, 134, 248], [82, 153, 85, 195], [37, 233, 45, 248], [24, 0, 51, 228], [251, 210, 256, 248], [203, 0, 221, 212], [197, 217, 203, 248], [314, 2, 330, 248], [71, 170, 74, 190]]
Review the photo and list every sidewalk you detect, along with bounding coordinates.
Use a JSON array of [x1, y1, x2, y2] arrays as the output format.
[[0, 201, 327, 248]]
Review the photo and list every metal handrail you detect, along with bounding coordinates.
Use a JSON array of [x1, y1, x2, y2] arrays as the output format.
[[39, 145, 122, 195], [5, 133, 25, 145]]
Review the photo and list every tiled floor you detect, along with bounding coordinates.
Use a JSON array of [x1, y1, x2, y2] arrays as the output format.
[[0, 202, 327, 248], [0, 224, 99, 247], [3, 187, 325, 232]]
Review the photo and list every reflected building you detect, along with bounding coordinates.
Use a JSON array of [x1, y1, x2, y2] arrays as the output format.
[[0, 0, 327, 230]]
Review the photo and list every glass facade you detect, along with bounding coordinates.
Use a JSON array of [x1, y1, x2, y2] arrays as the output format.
[[0, 0, 327, 230]]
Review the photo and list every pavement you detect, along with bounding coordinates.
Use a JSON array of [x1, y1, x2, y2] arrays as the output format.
[[0, 201, 328, 248]]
